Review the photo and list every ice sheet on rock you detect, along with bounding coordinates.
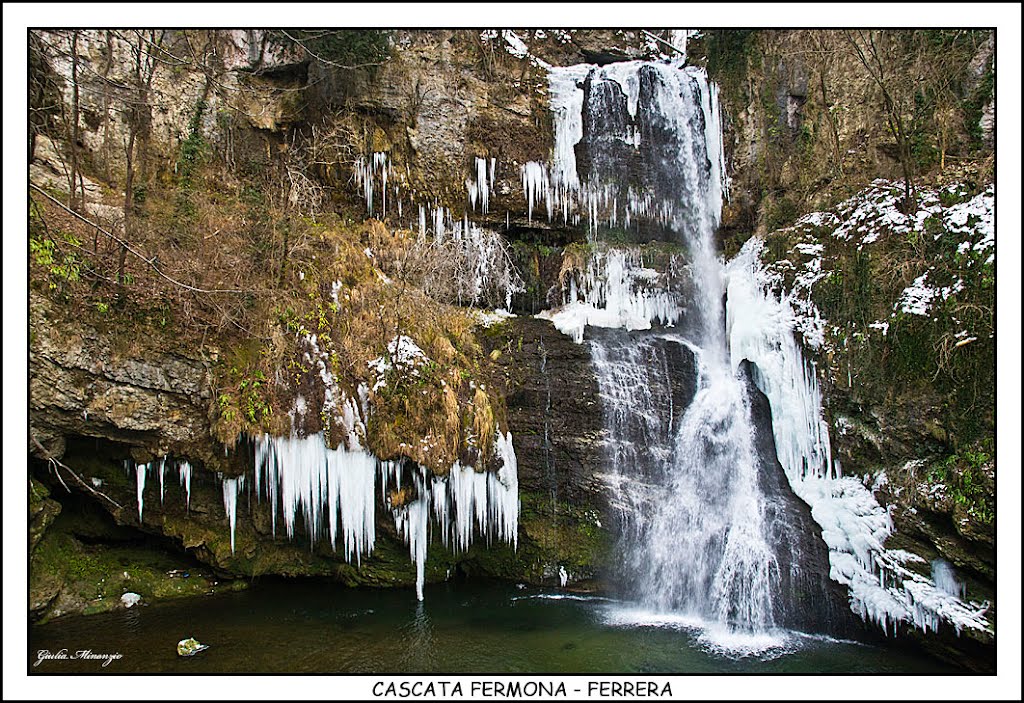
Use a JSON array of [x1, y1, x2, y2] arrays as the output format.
[[724, 238, 992, 636], [537, 248, 683, 343]]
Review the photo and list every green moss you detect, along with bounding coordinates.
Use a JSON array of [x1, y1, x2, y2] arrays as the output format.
[[765, 196, 799, 232], [927, 442, 995, 527], [30, 508, 248, 623]]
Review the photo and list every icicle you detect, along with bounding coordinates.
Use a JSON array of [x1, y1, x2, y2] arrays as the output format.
[[520, 161, 550, 223], [158, 457, 166, 504], [221, 475, 244, 555], [392, 468, 430, 601], [135, 463, 147, 522], [178, 460, 192, 511]]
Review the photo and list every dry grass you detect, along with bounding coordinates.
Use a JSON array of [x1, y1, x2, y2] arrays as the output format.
[[32, 162, 508, 475]]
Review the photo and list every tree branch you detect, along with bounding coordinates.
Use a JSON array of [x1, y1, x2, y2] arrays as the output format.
[[30, 434, 124, 511], [30, 183, 251, 295]]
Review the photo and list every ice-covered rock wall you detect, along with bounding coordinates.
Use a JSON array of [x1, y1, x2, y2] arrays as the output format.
[[724, 237, 991, 636], [537, 248, 685, 343]]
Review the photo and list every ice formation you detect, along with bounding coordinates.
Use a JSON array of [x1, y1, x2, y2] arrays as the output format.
[[353, 152, 391, 217], [131, 456, 193, 521], [221, 475, 245, 555], [538, 248, 683, 343], [466, 156, 495, 214], [255, 432, 379, 563], [157, 457, 166, 504], [178, 460, 192, 511], [409, 208, 524, 310], [932, 558, 966, 599], [723, 237, 991, 636], [135, 463, 147, 522], [120, 412, 517, 599], [252, 425, 519, 599]]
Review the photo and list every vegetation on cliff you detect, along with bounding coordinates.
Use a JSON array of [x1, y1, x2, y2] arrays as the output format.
[[25, 27, 997, 654]]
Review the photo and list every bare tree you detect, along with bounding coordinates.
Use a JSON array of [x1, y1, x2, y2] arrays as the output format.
[[116, 30, 165, 299], [844, 30, 918, 213]]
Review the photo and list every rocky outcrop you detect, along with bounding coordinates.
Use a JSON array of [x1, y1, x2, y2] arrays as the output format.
[[29, 294, 226, 469], [502, 317, 605, 506], [740, 361, 864, 638], [28, 305, 619, 617], [481, 316, 614, 585]]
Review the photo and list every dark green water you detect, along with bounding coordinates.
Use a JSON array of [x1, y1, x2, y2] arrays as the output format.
[[29, 581, 959, 673]]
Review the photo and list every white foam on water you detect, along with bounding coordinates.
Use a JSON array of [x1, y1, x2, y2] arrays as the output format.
[[601, 607, 794, 659]]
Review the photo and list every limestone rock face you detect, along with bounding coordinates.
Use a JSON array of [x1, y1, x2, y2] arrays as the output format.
[[29, 479, 62, 553], [28, 301, 620, 600], [503, 317, 605, 508], [29, 294, 214, 463]]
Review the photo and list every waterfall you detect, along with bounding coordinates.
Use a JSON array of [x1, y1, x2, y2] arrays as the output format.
[[724, 237, 990, 636], [538, 56, 799, 643]]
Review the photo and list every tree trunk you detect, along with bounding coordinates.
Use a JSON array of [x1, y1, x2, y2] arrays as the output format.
[[68, 30, 82, 212]]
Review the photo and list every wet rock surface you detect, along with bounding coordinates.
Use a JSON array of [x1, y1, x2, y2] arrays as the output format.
[[740, 362, 864, 638]]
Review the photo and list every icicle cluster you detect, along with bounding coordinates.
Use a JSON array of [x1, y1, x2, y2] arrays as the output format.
[[413, 215, 524, 311], [347, 151, 524, 314], [353, 152, 392, 217], [723, 237, 991, 636], [253, 428, 518, 601], [255, 433, 379, 563], [128, 456, 193, 522], [466, 156, 496, 214], [126, 425, 518, 600], [538, 248, 683, 343], [385, 431, 519, 601]]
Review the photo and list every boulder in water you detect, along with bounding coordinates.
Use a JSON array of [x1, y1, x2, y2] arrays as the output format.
[[176, 637, 209, 657], [120, 592, 141, 608]]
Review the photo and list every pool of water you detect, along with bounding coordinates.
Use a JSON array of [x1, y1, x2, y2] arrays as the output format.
[[29, 581, 960, 673]]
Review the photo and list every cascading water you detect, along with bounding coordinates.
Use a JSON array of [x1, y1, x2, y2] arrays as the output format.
[[542, 56, 794, 642], [541, 50, 987, 645]]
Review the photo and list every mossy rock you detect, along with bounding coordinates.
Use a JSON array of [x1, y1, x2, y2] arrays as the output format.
[[29, 479, 62, 553]]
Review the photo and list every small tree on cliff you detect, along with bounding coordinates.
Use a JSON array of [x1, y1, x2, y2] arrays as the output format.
[[844, 29, 992, 214]]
